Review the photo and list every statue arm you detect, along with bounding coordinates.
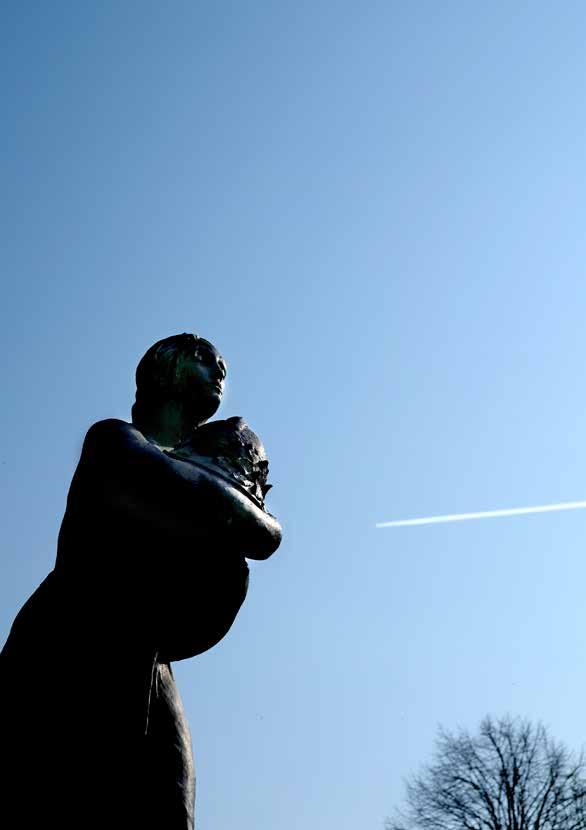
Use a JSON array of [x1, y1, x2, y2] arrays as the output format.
[[80, 419, 282, 559]]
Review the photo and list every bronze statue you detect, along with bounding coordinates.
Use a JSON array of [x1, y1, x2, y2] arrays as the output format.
[[0, 333, 282, 829]]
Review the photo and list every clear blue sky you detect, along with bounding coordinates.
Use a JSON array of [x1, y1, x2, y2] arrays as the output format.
[[3, 2, 586, 828]]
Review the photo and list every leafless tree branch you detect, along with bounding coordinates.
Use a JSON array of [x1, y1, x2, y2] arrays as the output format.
[[386, 716, 586, 830]]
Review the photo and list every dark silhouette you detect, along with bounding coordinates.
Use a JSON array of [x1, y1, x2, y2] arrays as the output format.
[[387, 715, 586, 830], [0, 333, 282, 829]]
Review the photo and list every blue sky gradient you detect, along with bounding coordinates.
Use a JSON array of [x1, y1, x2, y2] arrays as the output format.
[[4, 3, 586, 828]]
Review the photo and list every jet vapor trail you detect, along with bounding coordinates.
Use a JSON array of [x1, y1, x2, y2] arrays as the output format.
[[376, 499, 586, 528]]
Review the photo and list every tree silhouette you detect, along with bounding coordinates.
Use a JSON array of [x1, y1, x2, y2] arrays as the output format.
[[387, 715, 586, 830]]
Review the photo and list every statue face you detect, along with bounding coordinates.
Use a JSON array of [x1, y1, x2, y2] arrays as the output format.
[[175, 338, 227, 421]]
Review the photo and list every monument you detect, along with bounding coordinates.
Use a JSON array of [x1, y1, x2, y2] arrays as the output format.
[[0, 333, 282, 829]]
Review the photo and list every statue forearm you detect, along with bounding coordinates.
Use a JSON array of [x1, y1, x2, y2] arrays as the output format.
[[211, 480, 282, 559], [161, 453, 282, 559]]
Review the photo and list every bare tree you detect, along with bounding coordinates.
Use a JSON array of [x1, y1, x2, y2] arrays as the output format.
[[387, 715, 586, 830]]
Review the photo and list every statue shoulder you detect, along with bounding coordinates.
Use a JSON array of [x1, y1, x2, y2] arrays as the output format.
[[80, 419, 148, 465], [84, 418, 143, 446]]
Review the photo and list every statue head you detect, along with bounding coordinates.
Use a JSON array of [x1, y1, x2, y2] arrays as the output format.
[[131, 333, 227, 431], [172, 416, 272, 507]]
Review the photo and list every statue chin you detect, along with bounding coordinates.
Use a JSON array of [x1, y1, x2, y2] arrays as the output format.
[[186, 390, 222, 424]]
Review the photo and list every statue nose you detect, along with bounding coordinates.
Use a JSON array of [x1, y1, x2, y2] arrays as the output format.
[[215, 358, 227, 380]]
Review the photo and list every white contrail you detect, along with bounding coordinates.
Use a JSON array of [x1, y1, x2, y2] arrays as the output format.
[[376, 499, 586, 528]]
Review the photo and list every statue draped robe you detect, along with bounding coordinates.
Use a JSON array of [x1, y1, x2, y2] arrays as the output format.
[[0, 420, 250, 829]]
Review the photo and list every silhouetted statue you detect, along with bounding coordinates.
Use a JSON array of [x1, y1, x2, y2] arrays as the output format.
[[0, 333, 282, 829]]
